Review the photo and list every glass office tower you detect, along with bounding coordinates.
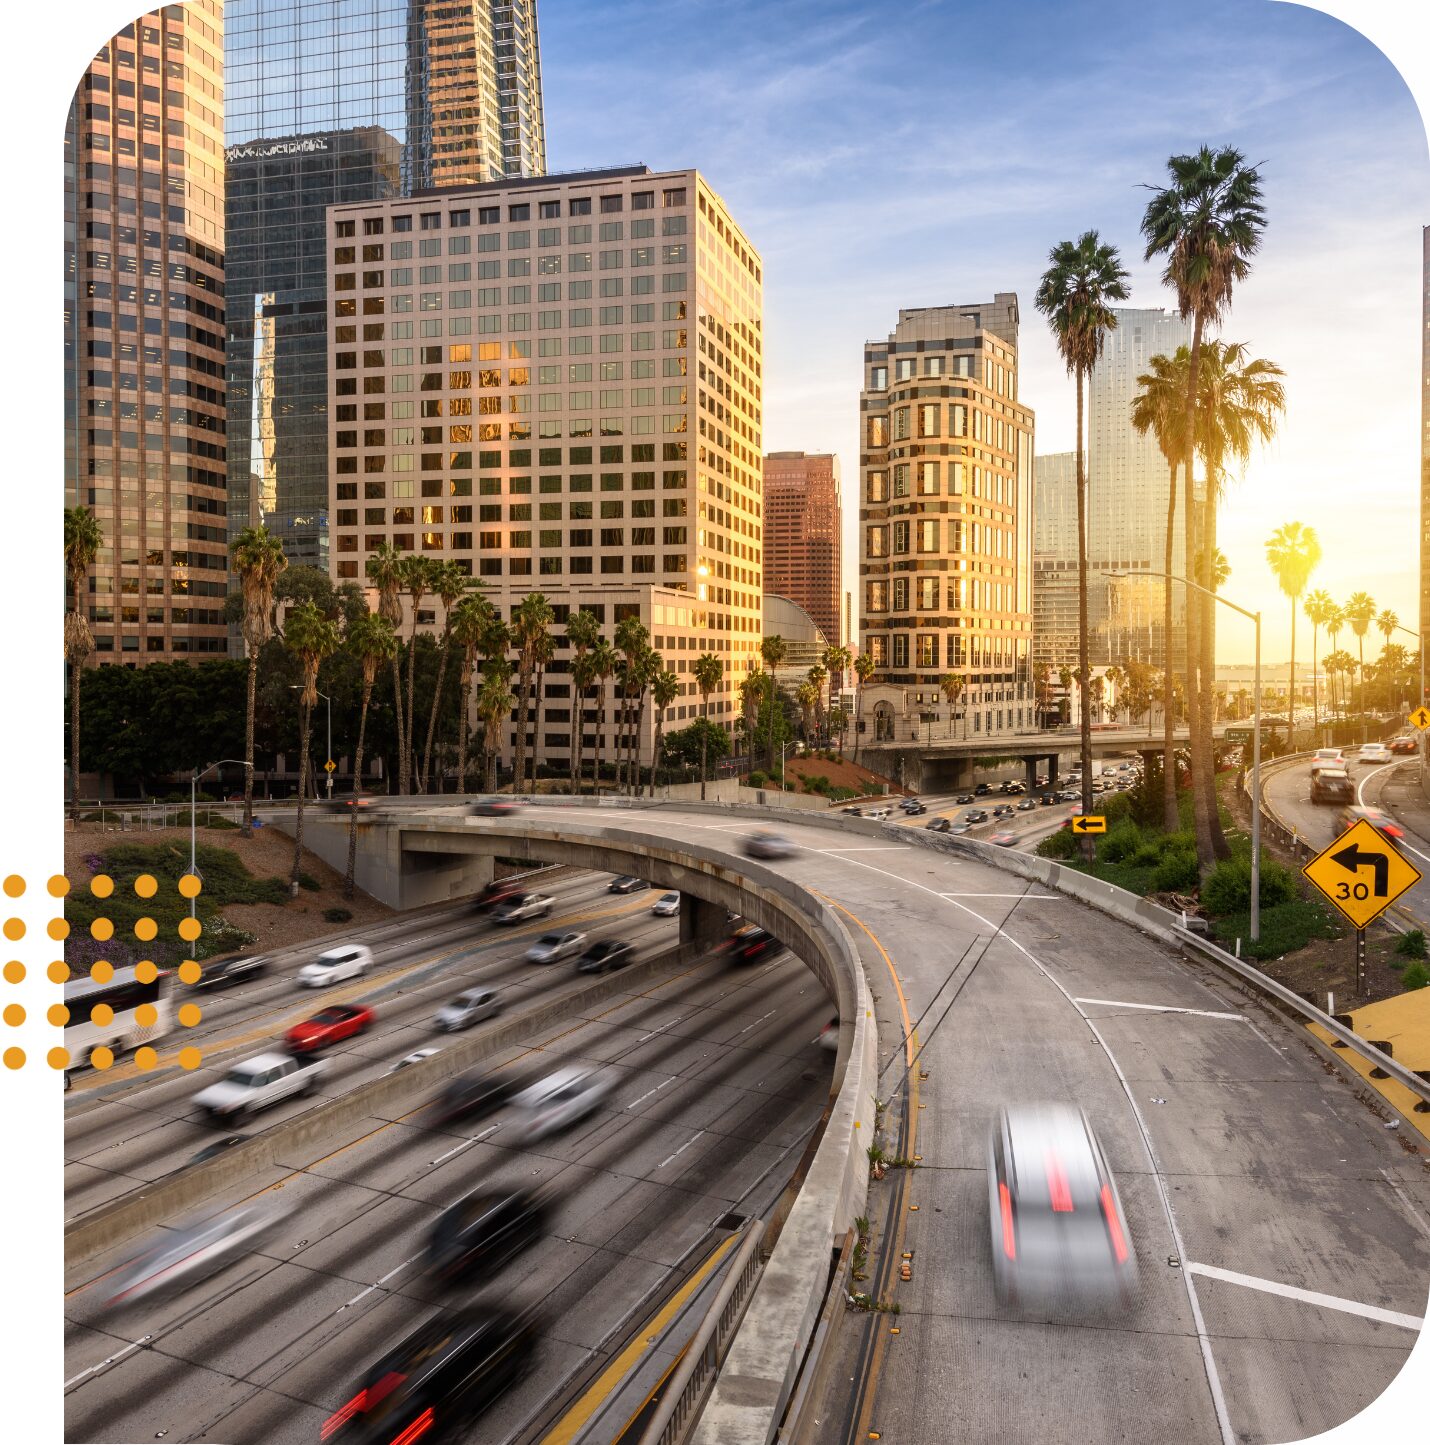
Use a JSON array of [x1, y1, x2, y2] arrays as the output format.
[[224, 1, 546, 566]]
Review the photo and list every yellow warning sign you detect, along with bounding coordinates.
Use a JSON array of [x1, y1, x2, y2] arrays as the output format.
[[1070, 815, 1107, 835], [1410, 706, 1430, 732], [1302, 817, 1422, 930], [324, 760, 337, 773]]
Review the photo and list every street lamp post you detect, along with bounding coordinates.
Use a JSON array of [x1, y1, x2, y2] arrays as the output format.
[[1389, 623, 1425, 776], [191, 760, 253, 919], [1107, 570, 1262, 943], [290, 686, 334, 799]]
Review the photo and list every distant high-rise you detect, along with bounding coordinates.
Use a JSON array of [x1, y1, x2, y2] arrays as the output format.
[[224, 0, 548, 567], [763, 451, 842, 652], [1086, 306, 1192, 670], [1031, 451, 1080, 672], [1421, 226, 1430, 654], [63, 2, 229, 664], [859, 297, 1036, 740]]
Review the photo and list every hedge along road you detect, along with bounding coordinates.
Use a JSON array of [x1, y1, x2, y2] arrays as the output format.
[[456, 801, 1429, 1445]]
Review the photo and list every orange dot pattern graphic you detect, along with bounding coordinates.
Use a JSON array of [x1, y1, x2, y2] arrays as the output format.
[[3, 873, 205, 1075]]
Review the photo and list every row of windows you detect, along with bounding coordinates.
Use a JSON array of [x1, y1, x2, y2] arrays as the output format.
[[867, 577, 1017, 612], [334, 497, 693, 524], [331, 318, 688, 352], [331, 300, 690, 345], [333, 189, 687, 238], [868, 404, 1021, 449], [867, 520, 1015, 558], [334, 232, 687, 266], [92, 635, 227, 653], [865, 634, 1020, 670], [867, 462, 1016, 504]]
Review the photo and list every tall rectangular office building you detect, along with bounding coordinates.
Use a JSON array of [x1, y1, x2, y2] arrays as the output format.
[[225, 0, 547, 568], [325, 166, 763, 765], [763, 451, 842, 651], [63, 2, 229, 664], [859, 298, 1036, 738], [1031, 450, 1080, 671]]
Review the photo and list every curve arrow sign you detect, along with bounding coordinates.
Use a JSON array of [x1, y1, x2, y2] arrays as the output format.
[[1331, 843, 1389, 897]]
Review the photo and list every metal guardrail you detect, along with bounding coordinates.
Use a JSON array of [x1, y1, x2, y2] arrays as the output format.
[[639, 1219, 767, 1445]]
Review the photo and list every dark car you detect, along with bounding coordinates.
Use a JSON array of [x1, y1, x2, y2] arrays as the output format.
[[576, 939, 634, 974], [607, 875, 649, 894], [432, 1070, 516, 1126], [719, 926, 779, 965], [993, 803, 1015, 818], [322, 1307, 537, 1444], [974, 782, 993, 796], [1391, 736, 1418, 755], [955, 794, 975, 805], [964, 809, 990, 824], [902, 802, 927, 816], [425, 1189, 547, 1285], [192, 954, 268, 990], [1039, 792, 1057, 805], [185, 1135, 246, 1167], [471, 879, 526, 913], [471, 797, 521, 817], [926, 817, 953, 833]]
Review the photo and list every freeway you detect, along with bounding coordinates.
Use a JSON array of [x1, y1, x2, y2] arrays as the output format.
[[64, 801, 1430, 1445]]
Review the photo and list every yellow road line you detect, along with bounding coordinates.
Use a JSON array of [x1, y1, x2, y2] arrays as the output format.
[[540, 1232, 740, 1445]]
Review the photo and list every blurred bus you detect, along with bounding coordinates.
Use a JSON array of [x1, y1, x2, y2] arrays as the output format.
[[65, 964, 174, 1069]]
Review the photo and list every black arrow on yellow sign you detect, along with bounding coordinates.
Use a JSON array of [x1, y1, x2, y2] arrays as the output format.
[[1331, 842, 1389, 896], [1070, 815, 1106, 835]]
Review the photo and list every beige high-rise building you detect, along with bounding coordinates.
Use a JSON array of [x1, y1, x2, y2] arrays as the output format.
[[858, 297, 1035, 743], [326, 164, 763, 771], [63, 2, 228, 663], [763, 451, 842, 653]]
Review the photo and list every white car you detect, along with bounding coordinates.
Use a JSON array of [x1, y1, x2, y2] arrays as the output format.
[[1309, 748, 1346, 774], [651, 892, 681, 917], [510, 1064, 613, 1142], [297, 944, 372, 988], [192, 1052, 327, 1121], [490, 892, 554, 925], [1358, 743, 1394, 765], [386, 1047, 441, 1075], [434, 988, 503, 1032], [863, 808, 890, 822], [525, 930, 587, 964]]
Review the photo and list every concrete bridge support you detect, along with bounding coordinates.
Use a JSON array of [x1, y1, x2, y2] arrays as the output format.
[[680, 893, 728, 947]]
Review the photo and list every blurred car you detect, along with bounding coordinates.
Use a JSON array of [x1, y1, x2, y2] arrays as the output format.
[[964, 809, 989, 824], [1000, 780, 1026, 795], [1017, 798, 1038, 812], [344, 795, 377, 810], [1390, 736, 1418, 755], [1039, 792, 1057, 805], [1359, 742, 1394, 765], [817, 1016, 839, 1052], [297, 944, 372, 988], [949, 822, 972, 835], [471, 879, 527, 913], [988, 1102, 1137, 1307], [955, 794, 975, 805], [284, 1003, 374, 1055], [1057, 789, 1080, 803], [425, 1188, 547, 1285], [719, 925, 779, 965], [103, 1200, 289, 1310], [576, 939, 634, 974], [744, 831, 797, 860], [192, 953, 268, 990], [510, 1064, 613, 1142], [490, 892, 554, 924], [185, 1135, 246, 1167], [843, 806, 864, 817], [471, 797, 521, 816], [988, 832, 1019, 848], [386, 1047, 442, 1075], [974, 782, 993, 796], [925, 816, 953, 833], [192, 1052, 327, 1121], [993, 803, 1015, 818], [902, 802, 927, 816], [1309, 767, 1354, 806], [1310, 747, 1347, 774], [431, 1070, 515, 1126], [434, 988, 502, 1032], [863, 808, 891, 822], [322, 1307, 536, 1444], [1337, 804, 1404, 841], [607, 875, 649, 894], [525, 930, 587, 964], [651, 891, 681, 916]]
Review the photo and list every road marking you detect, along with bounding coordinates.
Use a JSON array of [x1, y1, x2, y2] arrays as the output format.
[[817, 846, 910, 854], [625, 1076, 677, 1110], [1074, 997, 1245, 1021], [657, 1130, 706, 1168], [429, 1122, 500, 1165], [65, 1335, 152, 1389], [736, 1007, 778, 1036], [338, 1250, 425, 1311], [1357, 762, 1430, 865], [940, 891, 1058, 899], [1185, 1262, 1423, 1331], [637, 1015, 684, 1042]]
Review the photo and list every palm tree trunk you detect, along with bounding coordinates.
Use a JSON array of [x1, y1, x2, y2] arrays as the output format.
[[1288, 598, 1297, 753], [485, 726, 498, 791], [1311, 622, 1319, 747], [405, 628, 419, 793], [569, 673, 581, 795], [391, 656, 407, 795], [1161, 461, 1178, 832], [242, 651, 258, 835], [344, 684, 372, 899], [592, 682, 605, 794], [1358, 639, 1366, 742], [1199, 500, 1230, 860], [1182, 319, 1215, 873], [1075, 372, 1094, 859], [292, 702, 312, 886], [421, 633, 452, 794], [70, 653, 83, 813], [532, 665, 545, 793], [700, 696, 709, 801], [512, 663, 529, 796], [853, 688, 862, 767]]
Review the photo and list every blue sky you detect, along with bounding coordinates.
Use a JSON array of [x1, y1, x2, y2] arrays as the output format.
[[541, 0, 1430, 664]]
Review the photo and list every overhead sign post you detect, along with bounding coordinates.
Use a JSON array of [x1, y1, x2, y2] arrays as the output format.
[[1070, 815, 1106, 836]]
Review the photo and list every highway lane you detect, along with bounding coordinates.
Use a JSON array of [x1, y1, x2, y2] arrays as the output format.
[[63, 889, 681, 1219], [64, 945, 834, 1445]]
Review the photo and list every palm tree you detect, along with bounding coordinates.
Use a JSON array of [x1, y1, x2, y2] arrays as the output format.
[[1302, 588, 1334, 748], [343, 610, 398, 897], [938, 672, 964, 737], [283, 601, 341, 887], [418, 560, 470, 793], [529, 628, 556, 790], [1132, 346, 1190, 830], [64, 506, 104, 811], [759, 634, 788, 774], [1325, 605, 1346, 716], [1377, 608, 1399, 656], [449, 593, 495, 794], [625, 646, 661, 796], [795, 680, 818, 742], [613, 616, 651, 791], [1346, 592, 1376, 738], [1142, 143, 1266, 872], [365, 542, 409, 793], [823, 644, 852, 695], [739, 668, 766, 765], [807, 664, 829, 742], [649, 666, 680, 796], [588, 638, 617, 793], [396, 554, 436, 787], [476, 663, 515, 792], [829, 704, 850, 756], [565, 609, 601, 789], [693, 652, 723, 800], [228, 525, 287, 832], [853, 652, 874, 766], [1265, 523, 1322, 753], [511, 592, 554, 794], [1035, 230, 1130, 847]]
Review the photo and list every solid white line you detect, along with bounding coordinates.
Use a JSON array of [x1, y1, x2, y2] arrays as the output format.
[[430, 1122, 499, 1165], [1356, 762, 1430, 865], [658, 1130, 705, 1168], [817, 846, 910, 854], [940, 891, 1058, 899], [637, 1015, 684, 1042], [1074, 997, 1245, 1021], [338, 1251, 424, 1311], [65, 1336, 152, 1388], [736, 1007, 778, 1035], [1186, 1261, 1423, 1331], [626, 1076, 678, 1110]]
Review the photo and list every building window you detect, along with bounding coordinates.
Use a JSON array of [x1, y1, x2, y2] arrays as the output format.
[[916, 635, 938, 668], [891, 634, 908, 668], [867, 415, 888, 448], [867, 470, 887, 503]]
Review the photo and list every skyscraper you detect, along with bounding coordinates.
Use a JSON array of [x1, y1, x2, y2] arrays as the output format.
[[1421, 226, 1430, 651], [859, 298, 1036, 740], [763, 451, 841, 652], [225, 1, 548, 568], [63, 2, 229, 664], [1085, 306, 1191, 670], [1031, 451, 1080, 672]]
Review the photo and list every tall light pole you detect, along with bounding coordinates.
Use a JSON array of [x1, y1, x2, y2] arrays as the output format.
[[191, 760, 252, 919], [290, 686, 334, 799], [1388, 623, 1425, 775], [1108, 570, 1262, 943]]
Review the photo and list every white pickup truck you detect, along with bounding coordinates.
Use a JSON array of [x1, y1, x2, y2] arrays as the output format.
[[192, 1051, 328, 1122]]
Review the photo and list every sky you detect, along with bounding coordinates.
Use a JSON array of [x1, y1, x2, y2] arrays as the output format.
[[541, 0, 1430, 665]]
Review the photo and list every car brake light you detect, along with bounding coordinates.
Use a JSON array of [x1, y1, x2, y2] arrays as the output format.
[[389, 1408, 435, 1445], [321, 1390, 367, 1439], [998, 1180, 1016, 1259], [1100, 1183, 1129, 1263], [1384, 824, 1404, 838], [1044, 1152, 1073, 1212]]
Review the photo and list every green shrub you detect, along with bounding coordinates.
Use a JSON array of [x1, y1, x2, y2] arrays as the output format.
[[1401, 961, 1430, 990], [1152, 850, 1200, 893], [323, 906, 353, 924], [1098, 824, 1144, 865], [829, 786, 858, 802], [1130, 843, 1164, 867], [1202, 856, 1296, 915], [747, 771, 767, 788], [298, 871, 322, 892], [1395, 929, 1428, 959], [784, 780, 797, 792], [1211, 897, 1341, 959], [1036, 828, 1080, 860]]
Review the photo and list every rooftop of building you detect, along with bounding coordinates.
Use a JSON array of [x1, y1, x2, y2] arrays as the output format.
[[411, 163, 653, 197]]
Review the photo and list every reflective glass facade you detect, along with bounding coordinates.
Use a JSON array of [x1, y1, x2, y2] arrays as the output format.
[[225, 1, 546, 566]]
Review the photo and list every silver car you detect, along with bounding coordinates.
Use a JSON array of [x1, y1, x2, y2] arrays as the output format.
[[988, 1102, 1137, 1308], [743, 831, 797, 860], [434, 988, 502, 1031], [651, 891, 681, 917], [525, 930, 587, 964], [509, 1064, 613, 1142]]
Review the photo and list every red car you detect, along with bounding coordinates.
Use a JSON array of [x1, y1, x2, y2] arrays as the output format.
[[284, 1003, 374, 1054]]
